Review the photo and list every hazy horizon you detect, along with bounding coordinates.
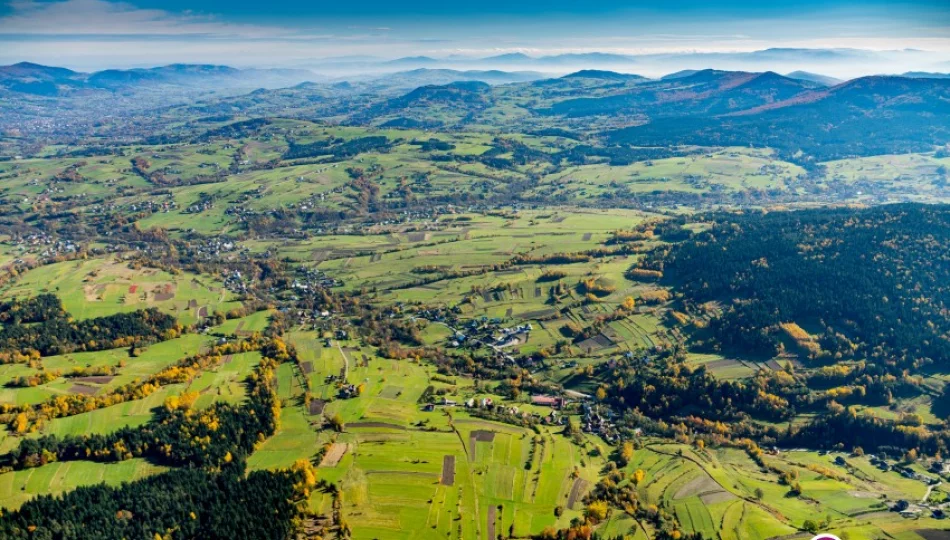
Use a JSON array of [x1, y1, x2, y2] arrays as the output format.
[[1, 0, 949, 77]]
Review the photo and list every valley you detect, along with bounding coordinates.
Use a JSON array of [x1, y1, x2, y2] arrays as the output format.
[[0, 58, 949, 539]]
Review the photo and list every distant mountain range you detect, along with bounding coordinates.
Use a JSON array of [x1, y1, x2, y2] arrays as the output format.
[[0, 62, 322, 96], [785, 71, 843, 86], [546, 70, 825, 118], [902, 72, 950, 79], [339, 66, 950, 161], [609, 73, 950, 160], [3, 61, 949, 164], [350, 68, 547, 89], [3, 46, 946, 99], [298, 47, 944, 79]]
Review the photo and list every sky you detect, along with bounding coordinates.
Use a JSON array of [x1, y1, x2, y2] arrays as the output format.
[[0, 0, 948, 73]]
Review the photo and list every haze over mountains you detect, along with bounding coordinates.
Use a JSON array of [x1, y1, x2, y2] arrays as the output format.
[[1, 55, 949, 165], [293, 47, 946, 79], [0, 62, 325, 97]]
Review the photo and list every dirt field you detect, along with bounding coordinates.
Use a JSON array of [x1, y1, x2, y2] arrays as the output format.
[[675, 473, 736, 505], [567, 478, 589, 509], [347, 421, 407, 430], [469, 430, 496, 461], [674, 475, 719, 499], [69, 376, 114, 384], [441, 455, 455, 486], [154, 284, 176, 301], [487, 505, 496, 540], [319, 443, 348, 467], [471, 430, 496, 442], [69, 384, 98, 395], [577, 333, 614, 351], [308, 399, 326, 415]]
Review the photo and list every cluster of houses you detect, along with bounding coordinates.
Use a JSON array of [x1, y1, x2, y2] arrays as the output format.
[[337, 383, 360, 399], [423, 394, 571, 427], [862, 453, 941, 484], [41, 240, 80, 257], [223, 269, 248, 295], [493, 323, 532, 348], [13, 232, 57, 248], [581, 402, 618, 442], [443, 318, 529, 365], [291, 267, 342, 291], [125, 198, 177, 214], [183, 197, 215, 214], [10, 234, 82, 259], [892, 499, 945, 520], [842, 452, 950, 519], [194, 237, 240, 257]]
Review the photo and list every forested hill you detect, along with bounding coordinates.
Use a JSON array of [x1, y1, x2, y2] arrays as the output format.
[[638, 204, 950, 369]]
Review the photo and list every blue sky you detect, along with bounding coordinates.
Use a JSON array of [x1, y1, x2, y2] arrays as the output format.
[[0, 0, 948, 71]]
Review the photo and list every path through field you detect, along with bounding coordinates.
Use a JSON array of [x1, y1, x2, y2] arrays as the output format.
[[334, 340, 350, 380], [923, 481, 941, 503]]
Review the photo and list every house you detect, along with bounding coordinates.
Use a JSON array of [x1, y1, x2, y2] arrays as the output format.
[[338, 384, 359, 399], [531, 395, 564, 408]]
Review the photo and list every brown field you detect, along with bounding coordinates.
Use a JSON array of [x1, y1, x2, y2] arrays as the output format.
[[69, 376, 114, 385], [347, 421, 407, 430], [319, 443, 348, 467], [487, 505, 496, 540], [567, 478, 589, 509], [441, 455, 456, 486], [308, 399, 326, 415], [69, 384, 98, 395]]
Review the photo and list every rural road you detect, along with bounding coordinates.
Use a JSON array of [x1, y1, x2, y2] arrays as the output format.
[[335, 340, 350, 380], [923, 481, 941, 503]]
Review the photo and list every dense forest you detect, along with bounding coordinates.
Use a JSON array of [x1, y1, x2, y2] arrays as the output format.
[[0, 467, 312, 539], [0, 302, 180, 357], [0, 294, 65, 325], [636, 204, 950, 370], [4, 340, 285, 470]]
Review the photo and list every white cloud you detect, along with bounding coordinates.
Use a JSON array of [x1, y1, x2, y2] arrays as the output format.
[[0, 0, 285, 37], [0, 0, 946, 73]]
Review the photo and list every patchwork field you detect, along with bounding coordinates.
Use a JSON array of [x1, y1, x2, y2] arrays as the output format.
[[0, 257, 240, 324]]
